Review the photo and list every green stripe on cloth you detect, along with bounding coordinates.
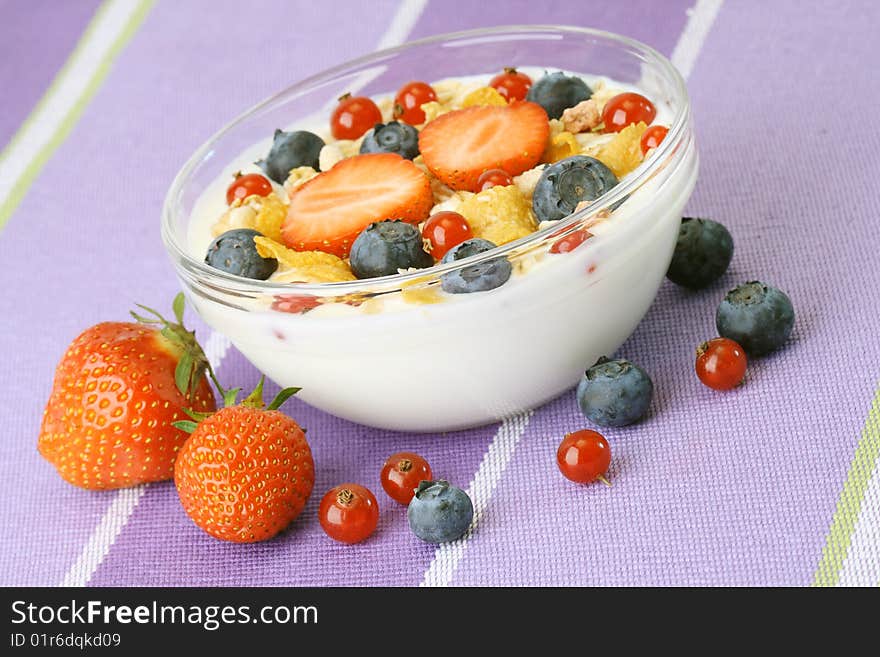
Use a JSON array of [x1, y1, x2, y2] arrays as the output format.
[[0, 0, 154, 231], [813, 386, 880, 586]]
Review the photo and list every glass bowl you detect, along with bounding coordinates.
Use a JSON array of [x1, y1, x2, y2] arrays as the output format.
[[162, 25, 698, 432]]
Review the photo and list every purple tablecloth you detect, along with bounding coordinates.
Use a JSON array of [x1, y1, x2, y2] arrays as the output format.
[[2, 0, 878, 587]]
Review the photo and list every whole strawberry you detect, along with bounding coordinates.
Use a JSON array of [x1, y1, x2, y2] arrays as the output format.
[[38, 294, 216, 489], [173, 379, 314, 543]]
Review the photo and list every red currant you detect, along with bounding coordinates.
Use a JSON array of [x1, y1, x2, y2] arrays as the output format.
[[225, 172, 272, 205], [380, 452, 432, 505], [602, 92, 656, 133], [695, 337, 747, 390], [549, 229, 592, 254], [422, 211, 473, 260], [318, 483, 379, 544], [557, 430, 611, 485], [476, 168, 513, 192], [331, 93, 382, 140], [489, 67, 532, 102], [271, 294, 321, 314], [393, 81, 437, 125], [640, 125, 669, 155]]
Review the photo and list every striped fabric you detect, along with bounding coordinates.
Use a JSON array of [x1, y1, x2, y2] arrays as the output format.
[[1, 0, 877, 587]]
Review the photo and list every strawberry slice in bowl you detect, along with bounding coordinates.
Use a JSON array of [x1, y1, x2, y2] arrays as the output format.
[[418, 101, 550, 192], [282, 152, 433, 258]]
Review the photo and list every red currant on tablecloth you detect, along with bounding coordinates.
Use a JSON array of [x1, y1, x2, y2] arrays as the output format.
[[557, 430, 612, 485], [422, 211, 473, 260], [602, 92, 656, 133], [393, 81, 437, 125], [225, 172, 272, 205], [319, 483, 379, 544], [331, 93, 383, 140], [380, 452, 432, 505], [695, 337, 747, 390], [489, 67, 532, 102]]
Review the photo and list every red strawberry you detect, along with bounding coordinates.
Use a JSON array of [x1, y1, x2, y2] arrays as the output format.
[[38, 294, 216, 490], [418, 101, 550, 191], [282, 152, 432, 257], [173, 379, 314, 543]]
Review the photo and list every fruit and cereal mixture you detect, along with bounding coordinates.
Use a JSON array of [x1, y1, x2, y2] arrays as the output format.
[[202, 69, 673, 304]]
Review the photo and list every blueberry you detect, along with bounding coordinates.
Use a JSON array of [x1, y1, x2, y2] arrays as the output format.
[[257, 129, 324, 183], [532, 156, 619, 223], [205, 228, 277, 280], [666, 217, 734, 289], [576, 356, 653, 427], [359, 121, 419, 160], [349, 220, 433, 279], [407, 480, 474, 543], [716, 281, 794, 356], [440, 238, 512, 294], [526, 71, 592, 119]]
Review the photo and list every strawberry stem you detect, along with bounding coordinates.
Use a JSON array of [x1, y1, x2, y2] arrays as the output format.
[[267, 386, 301, 411], [241, 377, 266, 409], [131, 293, 219, 404], [172, 420, 199, 434]]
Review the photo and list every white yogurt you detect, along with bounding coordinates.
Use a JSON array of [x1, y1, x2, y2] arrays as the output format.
[[184, 71, 698, 431]]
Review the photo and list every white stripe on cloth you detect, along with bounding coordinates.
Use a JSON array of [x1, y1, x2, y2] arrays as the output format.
[[56, 0, 429, 586], [669, 0, 724, 78], [837, 456, 880, 586], [58, 485, 148, 587], [0, 0, 145, 199], [420, 412, 533, 587], [418, 0, 725, 587]]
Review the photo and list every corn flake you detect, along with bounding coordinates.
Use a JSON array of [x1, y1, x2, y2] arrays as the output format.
[[542, 131, 580, 163], [254, 237, 355, 283], [457, 185, 536, 246], [400, 277, 444, 305], [284, 166, 319, 196], [596, 121, 647, 178], [420, 101, 452, 123], [461, 86, 507, 108], [250, 193, 286, 243]]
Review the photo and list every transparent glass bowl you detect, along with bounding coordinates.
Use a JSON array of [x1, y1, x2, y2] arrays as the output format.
[[162, 25, 698, 432]]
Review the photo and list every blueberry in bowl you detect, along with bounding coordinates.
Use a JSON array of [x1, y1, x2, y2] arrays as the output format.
[[350, 220, 432, 279], [360, 121, 420, 160], [533, 156, 619, 223], [440, 238, 512, 293], [205, 228, 277, 280], [527, 71, 592, 119]]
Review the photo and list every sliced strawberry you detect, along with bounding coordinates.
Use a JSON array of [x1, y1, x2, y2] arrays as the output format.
[[282, 153, 432, 257], [418, 101, 550, 191]]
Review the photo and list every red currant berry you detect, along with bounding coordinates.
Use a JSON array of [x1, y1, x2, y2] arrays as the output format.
[[331, 93, 382, 140], [489, 67, 532, 102], [422, 211, 473, 260], [318, 483, 379, 544], [271, 294, 321, 314], [225, 173, 272, 205], [380, 452, 432, 505], [393, 81, 437, 125], [640, 125, 669, 155], [476, 168, 513, 192], [549, 229, 592, 254], [695, 337, 747, 390], [602, 92, 656, 133], [557, 430, 611, 485]]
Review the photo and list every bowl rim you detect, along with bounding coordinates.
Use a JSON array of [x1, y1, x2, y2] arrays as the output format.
[[161, 24, 691, 298]]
